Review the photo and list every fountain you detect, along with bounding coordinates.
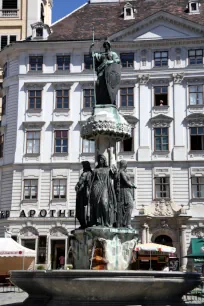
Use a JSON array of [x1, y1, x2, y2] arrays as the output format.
[[10, 40, 201, 306]]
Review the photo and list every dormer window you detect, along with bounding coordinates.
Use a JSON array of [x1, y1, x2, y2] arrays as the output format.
[[123, 2, 135, 20], [188, 0, 200, 14], [31, 22, 52, 40]]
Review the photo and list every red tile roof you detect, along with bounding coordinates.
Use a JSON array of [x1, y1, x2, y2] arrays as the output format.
[[49, 0, 204, 41]]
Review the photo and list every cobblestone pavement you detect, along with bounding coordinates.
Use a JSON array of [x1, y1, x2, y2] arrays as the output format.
[[0, 292, 203, 306]]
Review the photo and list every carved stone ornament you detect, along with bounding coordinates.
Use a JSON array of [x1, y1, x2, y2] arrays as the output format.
[[50, 226, 68, 237], [20, 226, 39, 237], [123, 115, 139, 126], [145, 199, 182, 217], [185, 113, 204, 127], [150, 79, 170, 86], [52, 82, 73, 90], [51, 121, 73, 129], [23, 121, 45, 130], [150, 114, 173, 128], [24, 82, 46, 90], [192, 227, 204, 238], [138, 74, 150, 85], [172, 73, 184, 84]]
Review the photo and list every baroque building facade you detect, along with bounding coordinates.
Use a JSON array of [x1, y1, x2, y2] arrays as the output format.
[[0, 0, 204, 270]]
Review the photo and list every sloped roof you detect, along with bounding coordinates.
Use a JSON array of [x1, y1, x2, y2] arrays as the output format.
[[49, 0, 204, 41]]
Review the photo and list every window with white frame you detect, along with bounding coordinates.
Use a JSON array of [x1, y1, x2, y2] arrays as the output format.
[[0, 35, 16, 50], [29, 56, 43, 71], [84, 54, 93, 70], [154, 51, 168, 67], [120, 53, 134, 68], [56, 55, 70, 71], [53, 179, 67, 199], [56, 90, 69, 109], [2, 0, 17, 9], [83, 89, 94, 108], [82, 139, 95, 153], [189, 85, 203, 105], [190, 127, 204, 150], [154, 86, 168, 106], [154, 128, 169, 151], [188, 49, 203, 65], [192, 177, 204, 198], [24, 179, 38, 200], [155, 177, 170, 199], [54, 130, 68, 153], [28, 90, 42, 110], [120, 87, 134, 107], [26, 131, 40, 154]]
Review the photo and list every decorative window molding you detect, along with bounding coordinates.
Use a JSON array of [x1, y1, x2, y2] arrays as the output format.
[[191, 168, 204, 176], [80, 82, 94, 89], [22, 121, 45, 130], [50, 121, 73, 129], [24, 82, 46, 90], [192, 227, 204, 238], [154, 168, 170, 177], [31, 21, 52, 40], [123, 115, 139, 127], [188, 0, 200, 14], [185, 113, 204, 127], [150, 79, 170, 86], [52, 82, 73, 90], [150, 114, 173, 128], [120, 79, 136, 87]]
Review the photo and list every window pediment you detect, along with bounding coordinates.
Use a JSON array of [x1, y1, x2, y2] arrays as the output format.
[[185, 113, 204, 127], [50, 121, 73, 129], [123, 115, 139, 126], [80, 82, 94, 89], [52, 82, 73, 90], [31, 22, 52, 40], [150, 114, 173, 127], [23, 121, 45, 130], [24, 82, 46, 90]]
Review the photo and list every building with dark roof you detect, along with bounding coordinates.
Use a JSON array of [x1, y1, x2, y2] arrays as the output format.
[[0, 0, 203, 271]]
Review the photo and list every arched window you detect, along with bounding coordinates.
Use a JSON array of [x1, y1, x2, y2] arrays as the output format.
[[41, 3, 45, 23]]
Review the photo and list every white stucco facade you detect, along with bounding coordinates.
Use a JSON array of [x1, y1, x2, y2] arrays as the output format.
[[0, 6, 204, 270]]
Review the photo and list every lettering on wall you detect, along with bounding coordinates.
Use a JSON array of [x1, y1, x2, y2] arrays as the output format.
[[19, 210, 74, 218], [0, 211, 10, 219]]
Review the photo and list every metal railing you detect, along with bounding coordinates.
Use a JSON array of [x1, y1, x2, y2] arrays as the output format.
[[0, 9, 19, 18]]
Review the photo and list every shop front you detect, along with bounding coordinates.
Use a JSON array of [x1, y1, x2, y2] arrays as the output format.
[[187, 238, 204, 273]]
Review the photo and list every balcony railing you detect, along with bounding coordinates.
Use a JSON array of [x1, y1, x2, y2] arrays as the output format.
[[0, 9, 19, 18]]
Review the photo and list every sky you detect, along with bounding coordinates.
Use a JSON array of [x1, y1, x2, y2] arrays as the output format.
[[52, 0, 87, 23]]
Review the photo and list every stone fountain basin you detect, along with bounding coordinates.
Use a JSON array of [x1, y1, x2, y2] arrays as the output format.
[[10, 270, 201, 306]]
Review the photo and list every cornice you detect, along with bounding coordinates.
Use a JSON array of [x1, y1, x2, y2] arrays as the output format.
[[150, 114, 173, 127], [52, 82, 74, 90], [50, 121, 73, 129], [23, 121, 45, 130], [185, 113, 204, 127], [24, 82, 47, 90]]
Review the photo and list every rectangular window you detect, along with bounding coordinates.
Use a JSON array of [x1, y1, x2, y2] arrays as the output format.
[[57, 55, 70, 71], [155, 177, 170, 199], [192, 177, 204, 198], [155, 128, 169, 151], [0, 135, 4, 158], [26, 131, 40, 154], [1, 36, 8, 50], [24, 180, 38, 200], [188, 50, 203, 65], [121, 129, 134, 152], [21, 239, 36, 250], [120, 87, 134, 107], [189, 85, 203, 105], [10, 35, 16, 43], [3, 62, 7, 78], [83, 89, 94, 108], [84, 55, 93, 70], [54, 130, 68, 153], [120, 53, 134, 68], [69, 210, 75, 217], [37, 236, 47, 264], [82, 139, 95, 153], [2, 96, 6, 116], [53, 179, 67, 199], [28, 90, 42, 110], [190, 127, 204, 150], [56, 90, 69, 109], [154, 86, 168, 106], [154, 51, 168, 67], [3, 0, 17, 9], [29, 56, 43, 71]]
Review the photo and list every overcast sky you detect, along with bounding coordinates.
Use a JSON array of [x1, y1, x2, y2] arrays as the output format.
[[52, 0, 87, 23]]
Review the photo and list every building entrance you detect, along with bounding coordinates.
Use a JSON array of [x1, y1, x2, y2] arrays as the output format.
[[51, 240, 65, 269]]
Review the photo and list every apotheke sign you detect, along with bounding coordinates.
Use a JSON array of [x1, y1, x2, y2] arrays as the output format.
[[0, 210, 74, 219]]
